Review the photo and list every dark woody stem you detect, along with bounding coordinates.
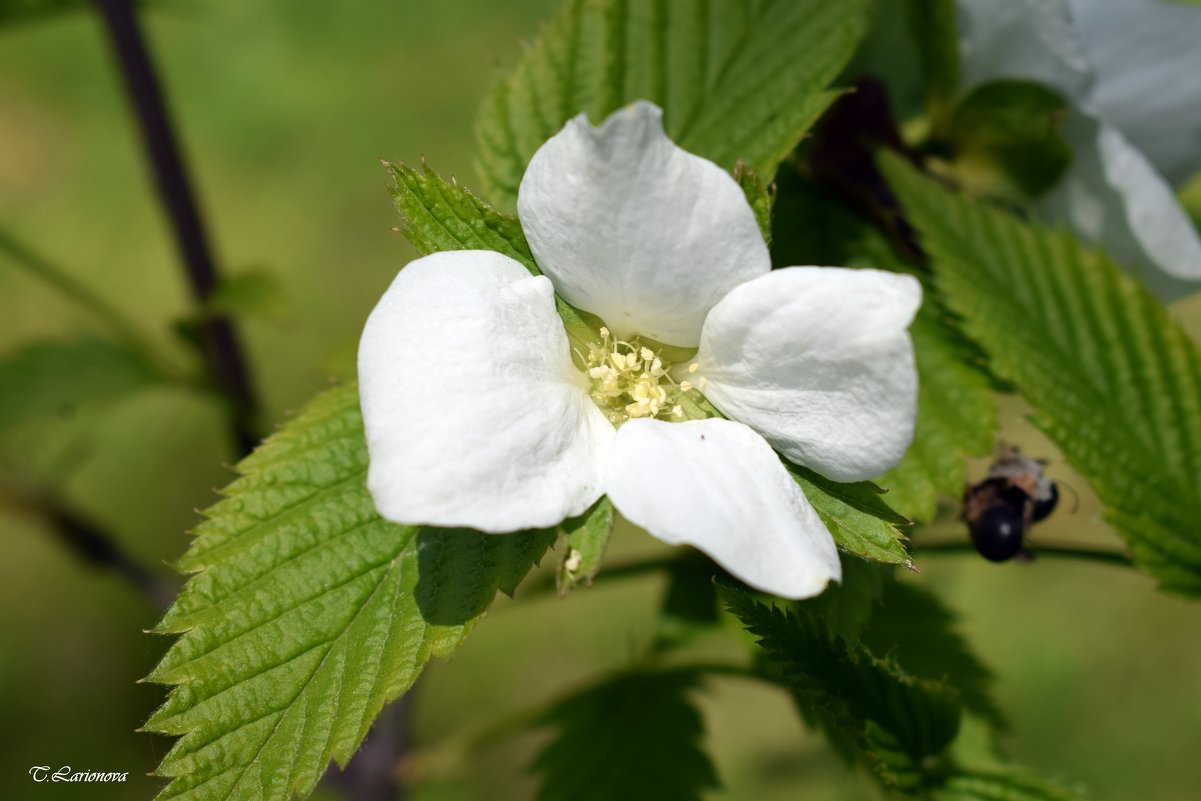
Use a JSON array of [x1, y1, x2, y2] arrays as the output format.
[[1, 484, 176, 609], [92, 0, 260, 455]]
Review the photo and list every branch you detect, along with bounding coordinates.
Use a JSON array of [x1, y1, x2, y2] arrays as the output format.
[[914, 539, 1133, 568], [92, 0, 260, 454], [1, 484, 176, 609]]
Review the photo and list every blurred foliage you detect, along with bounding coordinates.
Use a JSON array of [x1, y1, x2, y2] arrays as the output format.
[[0, 0, 88, 26], [0, 337, 162, 434], [944, 80, 1073, 199], [903, 0, 958, 123], [530, 671, 718, 801], [723, 584, 964, 795]]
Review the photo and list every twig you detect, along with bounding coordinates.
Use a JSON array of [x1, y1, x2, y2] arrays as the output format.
[[1, 484, 176, 609], [914, 539, 1133, 568], [92, 0, 259, 454]]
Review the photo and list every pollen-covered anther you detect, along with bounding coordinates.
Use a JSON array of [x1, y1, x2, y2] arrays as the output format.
[[583, 332, 684, 422]]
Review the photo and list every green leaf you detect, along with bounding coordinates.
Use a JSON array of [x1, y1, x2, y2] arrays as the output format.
[[860, 582, 1005, 731], [1182, 172, 1201, 230], [905, 0, 960, 122], [653, 552, 723, 650], [205, 268, 288, 322], [0, 338, 160, 435], [531, 671, 719, 801], [0, 0, 86, 25], [808, 556, 890, 644], [388, 161, 533, 271], [721, 584, 960, 794], [789, 462, 913, 567], [735, 162, 774, 244], [476, 0, 872, 205], [556, 496, 614, 594], [387, 160, 596, 352], [881, 152, 1201, 595], [145, 383, 555, 801], [770, 165, 878, 268], [936, 768, 1086, 801], [946, 80, 1073, 198]]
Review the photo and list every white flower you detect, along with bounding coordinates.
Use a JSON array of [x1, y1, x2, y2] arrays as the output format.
[[957, 0, 1201, 300], [358, 102, 921, 600]]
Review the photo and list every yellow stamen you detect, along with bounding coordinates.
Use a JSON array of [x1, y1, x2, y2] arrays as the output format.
[[583, 333, 692, 423]]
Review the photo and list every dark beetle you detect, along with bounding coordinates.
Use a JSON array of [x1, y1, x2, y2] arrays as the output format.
[[963, 446, 1059, 562]]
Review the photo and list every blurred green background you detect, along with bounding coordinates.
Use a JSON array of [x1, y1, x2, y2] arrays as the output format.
[[1, 2, 1199, 800]]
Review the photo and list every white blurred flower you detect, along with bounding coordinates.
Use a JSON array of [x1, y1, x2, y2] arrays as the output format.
[[957, 0, 1201, 299], [358, 102, 921, 599]]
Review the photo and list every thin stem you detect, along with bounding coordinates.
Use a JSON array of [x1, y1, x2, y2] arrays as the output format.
[[1, 483, 177, 609], [0, 227, 184, 381], [915, 539, 1133, 568], [92, 0, 260, 454]]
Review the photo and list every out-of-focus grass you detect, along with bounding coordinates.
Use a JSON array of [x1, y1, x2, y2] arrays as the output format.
[[1, 3, 1199, 800]]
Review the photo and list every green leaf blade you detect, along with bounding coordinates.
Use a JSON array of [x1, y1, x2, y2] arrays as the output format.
[[387, 161, 536, 272], [881, 152, 1201, 594], [789, 462, 913, 567], [0, 337, 161, 435], [937, 769, 1086, 801], [947, 80, 1073, 198], [387, 160, 597, 352], [905, 0, 960, 120], [147, 383, 554, 801], [476, 0, 872, 206], [720, 583, 960, 793], [860, 581, 1005, 731], [531, 671, 719, 801], [556, 496, 614, 593]]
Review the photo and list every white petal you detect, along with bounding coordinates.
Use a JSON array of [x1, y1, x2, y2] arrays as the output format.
[[1038, 108, 1201, 301], [1067, 0, 1201, 187], [357, 250, 613, 532], [517, 101, 770, 348], [695, 267, 921, 483], [956, 0, 1093, 99], [605, 418, 841, 600]]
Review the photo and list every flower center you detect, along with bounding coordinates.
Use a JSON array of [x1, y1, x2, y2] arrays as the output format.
[[580, 328, 697, 424]]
